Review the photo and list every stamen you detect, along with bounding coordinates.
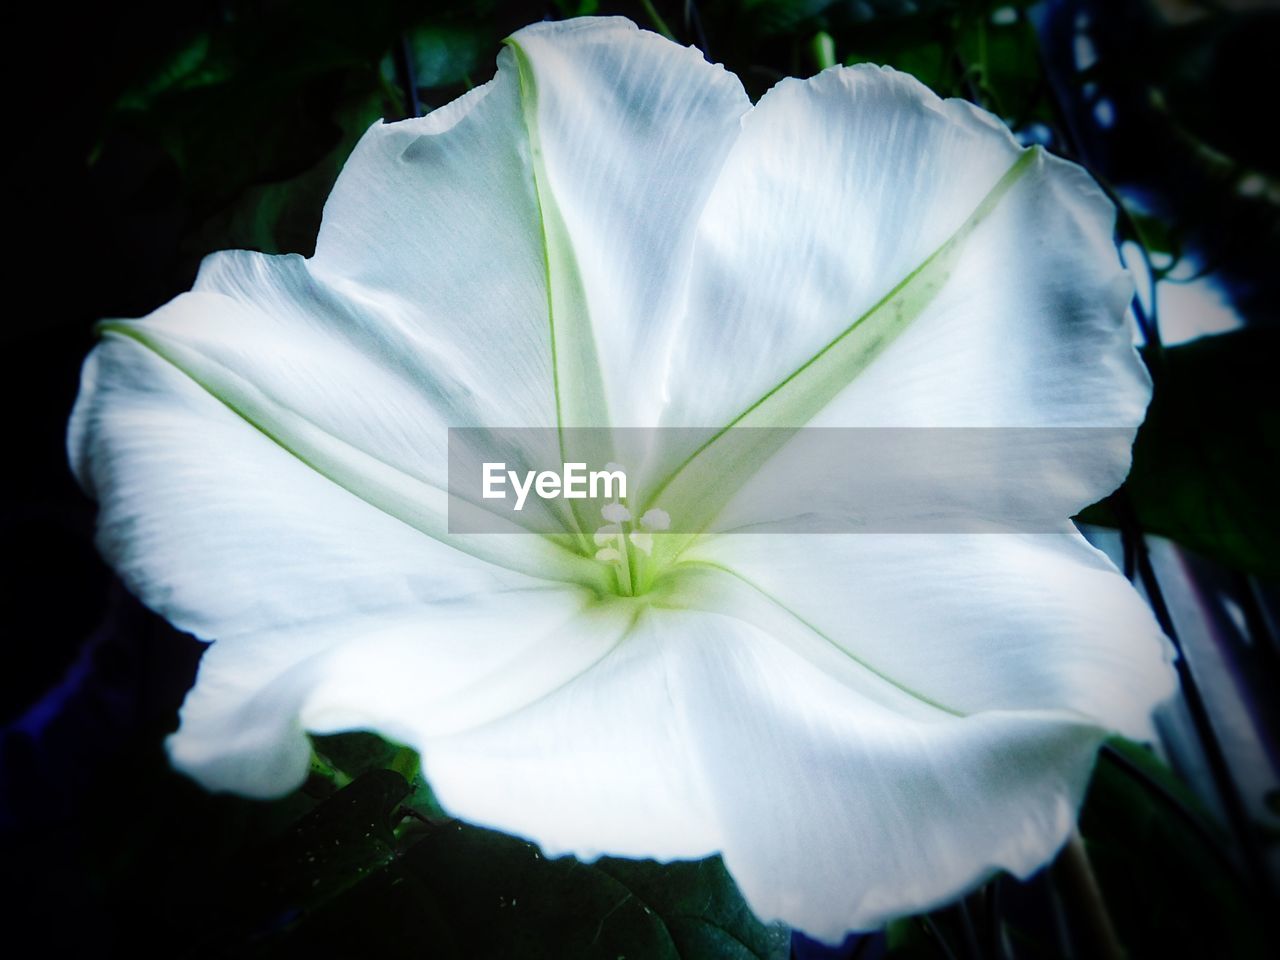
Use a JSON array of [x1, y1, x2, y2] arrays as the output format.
[[639, 508, 670, 531], [587, 475, 670, 597], [602, 502, 631, 523]]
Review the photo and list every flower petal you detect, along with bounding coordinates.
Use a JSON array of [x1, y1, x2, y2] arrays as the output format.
[[653, 533, 1173, 937], [417, 588, 1165, 940], [310, 54, 557, 436], [504, 18, 750, 428], [420, 604, 725, 863], [68, 18, 751, 800], [662, 609, 1112, 941], [75, 298, 602, 584], [69, 333, 606, 796], [174, 583, 608, 798], [678, 531, 1176, 740], [95, 39, 592, 539], [189, 62, 574, 517], [646, 65, 1145, 526]]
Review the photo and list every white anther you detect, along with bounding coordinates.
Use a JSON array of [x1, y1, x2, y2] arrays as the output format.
[[594, 547, 622, 565], [593, 524, 621, 547], [602, 502, 631, 523], [629, 531, 654, 555], [639, 508, 670, 531]]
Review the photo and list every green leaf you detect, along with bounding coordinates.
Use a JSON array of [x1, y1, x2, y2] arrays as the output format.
[[1152, 11, 1280, 178], [595, 858, 791, 959], [1126, 211, 1182, 267], [955, 11, 1046, 124], [884, 916, 934, 958], [113, 733, 790, 959], [739, 0, 843, 38], [313, 730, 448, 818], [1078, 739, 1268, 959], [185, 78, 385, 257], [1081, 327, 1280, 575], [847, 38, 953, 95], [312, 730, 408, 780], [98, 0, 442, 241], [402, 24, 487, 89], [200, 768, 413, 952], [243, 793, 787, 958], [114, 32, 228, 110]]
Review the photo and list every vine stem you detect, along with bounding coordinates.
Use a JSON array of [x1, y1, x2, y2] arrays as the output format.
[[1055, 829, 1125, 960]]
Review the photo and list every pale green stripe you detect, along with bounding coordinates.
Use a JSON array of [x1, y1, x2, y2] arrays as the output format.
[[505, 37, 617, 547], [675, 559, 965, 718], [100, 322, 611, 592], [645, 147, 1041, 558]]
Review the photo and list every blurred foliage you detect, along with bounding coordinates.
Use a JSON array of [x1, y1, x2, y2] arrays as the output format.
[[24, 732, 786, 958], [5, 0, 1278, 957], [23, 728, 1259, 957], [878, 738, 1270, 959], [1083, 328, 1280, 576], [1080, 740, 1267, 959]]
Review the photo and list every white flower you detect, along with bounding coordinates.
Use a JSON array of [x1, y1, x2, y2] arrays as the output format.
[[67, 16, 1175, 943]]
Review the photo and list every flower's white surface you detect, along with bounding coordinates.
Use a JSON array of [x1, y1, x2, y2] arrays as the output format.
[[67, 16, 1176, 943]]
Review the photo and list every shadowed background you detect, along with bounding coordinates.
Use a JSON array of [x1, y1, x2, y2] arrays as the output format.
[[2, 1, 1277, 957]]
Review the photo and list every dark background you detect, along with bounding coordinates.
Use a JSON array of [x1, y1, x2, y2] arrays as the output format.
[[2, 1, 1277, 956]]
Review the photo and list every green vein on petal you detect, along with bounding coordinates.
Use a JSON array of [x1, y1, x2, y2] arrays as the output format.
[[505, 37, 615, 544], [406, 597, 643, 737], [97, 321, 613, 593], [655, 559, 965, 718], [645, 146, 1041, 564]]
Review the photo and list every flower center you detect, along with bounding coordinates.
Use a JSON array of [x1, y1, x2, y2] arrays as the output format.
[[589, 473, 671, 597]]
